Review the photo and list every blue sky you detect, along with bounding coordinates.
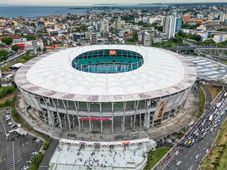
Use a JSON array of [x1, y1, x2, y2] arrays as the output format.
[[0, 0, 225, 5]]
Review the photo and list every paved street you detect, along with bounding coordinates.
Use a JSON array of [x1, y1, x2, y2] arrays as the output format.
[[156, 88, 227, 170], [0, 113, 7, 170], [0, 51, 26, 67], [0, 110, 43, 170]]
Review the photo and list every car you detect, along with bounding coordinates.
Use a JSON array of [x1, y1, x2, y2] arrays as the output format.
[[176, 161, 182, 166], [5, 114, 11, 120], [32, 151, 38, 155], [175, 151, 179, 155], [195, 155, 199, 159], [35, 139, 41, 143], [8, 121, 13, 126], [21, 165, 30, 170], [210, 128, 213, 132], [10, 124, 17, 128]]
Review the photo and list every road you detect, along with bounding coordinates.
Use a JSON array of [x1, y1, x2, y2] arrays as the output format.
[[156, 88, 227, 170], [175, 46, 227, 51], [0, 51, 26, 67]]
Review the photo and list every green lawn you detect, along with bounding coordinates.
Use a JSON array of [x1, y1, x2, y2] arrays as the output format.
[[203, 85, 222, 102], [144, 147, 170, 170], [197, 86, 206, 118], [0, 86, 16, 108], [201, 119, 227, 170]]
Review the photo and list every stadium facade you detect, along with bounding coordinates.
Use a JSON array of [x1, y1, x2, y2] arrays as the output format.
[[15, 45, 197, 134]]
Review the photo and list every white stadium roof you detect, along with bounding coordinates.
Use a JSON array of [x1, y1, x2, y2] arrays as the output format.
[[15, 45, 197, 102]]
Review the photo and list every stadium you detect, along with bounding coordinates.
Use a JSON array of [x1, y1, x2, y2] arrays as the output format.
[[14, 45, 197, 135]]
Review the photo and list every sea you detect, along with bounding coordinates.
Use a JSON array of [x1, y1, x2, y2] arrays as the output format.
[[0, 6, 89, 18], [0, 5, 169, 18]]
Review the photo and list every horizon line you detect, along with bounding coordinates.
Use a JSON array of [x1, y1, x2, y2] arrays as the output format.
[[0, 1, 227, 6]]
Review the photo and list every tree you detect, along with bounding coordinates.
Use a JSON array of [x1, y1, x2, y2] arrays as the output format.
[[74, 25, 88, 32], [202, 39, 216, 46], [1, 37, 13, 45], [23, 35, 36, 41], [11, 45, 20, 52], [176, 30, 187, 38], [218, 40, 227, 48], [182, 23, 200, 29], [0, 49, 8, 61], [190, 34, 202, 42]]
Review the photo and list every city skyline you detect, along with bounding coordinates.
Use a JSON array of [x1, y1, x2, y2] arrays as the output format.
[[0, 0, 226, 6]]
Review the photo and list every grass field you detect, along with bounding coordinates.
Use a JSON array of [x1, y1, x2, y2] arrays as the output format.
[[201, 119, 227, 170], [203, 85, 222, 102], [1, 52, 35, 72], [0, 86, 16, 108], [144, 147, 170, 170], [197, 86, 206, 118]]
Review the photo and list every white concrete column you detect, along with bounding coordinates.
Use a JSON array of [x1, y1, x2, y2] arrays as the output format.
[[139, 114, 142, 127], [130, 115, 133, 128], [42, 97, 54, 126], [111, 102, 114, 133], [133, 115, 136, 130], [72, 115, 75, 128], [62, 100, 71, 130], [112, 116, 114, 133], [87, 102, 92, 132], [122, 102, 127, 132], [52, 99, 62, 130], [74, 101, 81, 132]]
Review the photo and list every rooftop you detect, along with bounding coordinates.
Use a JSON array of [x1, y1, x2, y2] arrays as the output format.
[[15, 45, 197, 102]]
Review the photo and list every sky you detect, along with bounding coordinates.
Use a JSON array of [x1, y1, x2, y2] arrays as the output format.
[[0, 0, 225, 5]]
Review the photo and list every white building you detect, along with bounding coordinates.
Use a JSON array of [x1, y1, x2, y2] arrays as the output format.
[[138, 31, 151, 46], [115, 19, 125, 30], [100, 19, 109, 33], [164, 16, 177, 39], [219, 12, 227, 23], [143, 32, 151, 46], [213, 34, 227, 43], [90, 32, 97, 45]]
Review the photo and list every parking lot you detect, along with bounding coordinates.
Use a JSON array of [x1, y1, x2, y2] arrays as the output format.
[[0, 110, 43, 170]]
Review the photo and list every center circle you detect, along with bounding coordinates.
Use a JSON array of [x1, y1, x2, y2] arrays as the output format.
[[72, 49, 144, 74]]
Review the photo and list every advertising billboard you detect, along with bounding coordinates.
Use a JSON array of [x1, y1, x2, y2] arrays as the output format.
[[154, 99, 168, 120]]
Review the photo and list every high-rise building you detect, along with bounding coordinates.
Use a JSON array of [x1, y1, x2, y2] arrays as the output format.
[[213, 34, 227, 43], [73, 33, 86, 42], [219, 12, 227, 23], [143, 32, 151, 46], [138, 31, 151, 46], [90, 33, 97, 45], [175, 17, 182, 33], [36, 21, 45, 31], [164, 16, 177, 39], [100, 19, 109, 33], [115, 19, 125, 31]]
